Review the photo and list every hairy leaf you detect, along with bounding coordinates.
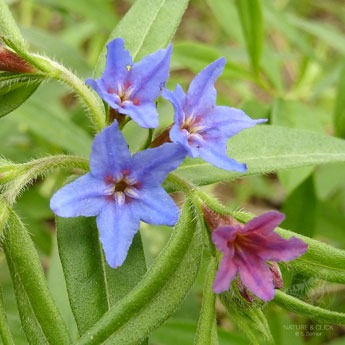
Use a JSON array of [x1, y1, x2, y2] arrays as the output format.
[[174, 126, 345, 187], [76, 199, 202, 345]]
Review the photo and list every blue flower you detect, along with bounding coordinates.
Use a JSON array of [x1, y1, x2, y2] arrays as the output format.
[[162, 58, 266, 172], [50, 122, 186, 267], [86, 38, 172, 129]]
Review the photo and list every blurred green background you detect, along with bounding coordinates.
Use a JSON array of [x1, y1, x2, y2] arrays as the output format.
[[1, 0, 345, 344]]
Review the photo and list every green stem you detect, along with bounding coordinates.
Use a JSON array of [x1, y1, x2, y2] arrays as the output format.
[[273, 290, 345, 324], [194, 256, 218, 345], [2, 155, 89, 205], [2, 42, 106, 132], [164, 172, 196, 195], [0, 199, 10, 233], [0, 288, 15, 345], [139, 128, 154, 151], [34, 54, 106, 132], [3, 211, 72, 344]]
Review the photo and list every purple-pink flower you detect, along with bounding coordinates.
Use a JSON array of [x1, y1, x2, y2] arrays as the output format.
[[86, 38, 172, 128], [212, 211, 308, 301], [162, 58, 266, 172], [50, 121, 186, 268]]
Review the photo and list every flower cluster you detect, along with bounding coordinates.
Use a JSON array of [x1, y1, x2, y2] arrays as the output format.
[[51, 38, 306, 300]]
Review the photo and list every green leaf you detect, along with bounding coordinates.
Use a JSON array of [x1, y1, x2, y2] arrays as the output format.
[[0, 0, 25, 50], [0, 73, 42, 118], [273, 290, 345, 325], [47, 237, 78, 339], [150, 318, 248, 345], [235, 0, 264, 74], [205, 0, 243, 42], [282, 176, 317, 237], [287, 14, 345, 55], [262, 3, 315, 59], [334, 60, 345, 138], [173, 126, 345, 187], [94, 0, 189, 76], [9, 88, 93, 157], [271, 99, 324, 193], [76, 199, 203, 345], [194, 256, 218, 345], [0, 287, 15, 345], [57, 216, 146, 336], [3, 210, 72, 345], [172, 41, 251, 80]]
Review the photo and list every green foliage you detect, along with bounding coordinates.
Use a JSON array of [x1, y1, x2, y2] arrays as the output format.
[[235, 0, 264, 74], [57, 216, 146, 335], [76, 199, 202, 345], [174, 126, 345, 187], [0, 73, 42, 118], [3, 210, 71, 344], [94, 0, 189, 75], [0, 0, 25, 49], [1, 0, 345, 344]]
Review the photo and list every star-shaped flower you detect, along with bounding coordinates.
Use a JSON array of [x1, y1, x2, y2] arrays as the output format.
[[50, 122, 186, 267], [212, 211, 308, 301], [162, 58, 266, 172], [86, 38, 172, 128]]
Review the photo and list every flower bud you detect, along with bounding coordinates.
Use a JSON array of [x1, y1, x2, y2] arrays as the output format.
[[201, 204, 239, 231], [0, 46, 35, 73], [268, 262, 284, 289]]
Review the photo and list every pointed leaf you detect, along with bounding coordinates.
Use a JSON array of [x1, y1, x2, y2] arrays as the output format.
[[174, 126, 345, 187], [0, 73, 42, 117], [235, 0, 264, 74], [94, 0, 189, 76], [273, 290, 345, 325], [194, 256, 218, 345], [57, 216, 146, 335], [76, 199, 203, 345], [3, 210, 71, 345], [334, 60, 345, 138], [0, 288, 15, 345]]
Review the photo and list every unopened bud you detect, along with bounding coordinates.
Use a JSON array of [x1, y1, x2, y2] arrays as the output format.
[[269, 262, 283, 289], [0, 46, 35, 73], [236, 279, 254, 303], [201, 204, 239, 231]]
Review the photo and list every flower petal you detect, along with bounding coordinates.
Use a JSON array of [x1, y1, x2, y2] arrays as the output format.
[[185, 57, 225, 114], [244, 211, 285, 235], [120, 101, 159, 128], [90, 121, 131, 178], [212, 226, 238, 253], [50, 174, 107, 217], [129, 45, 172, 102], [235, 252, 275, 301], [131, 142, 187, 184], [162, 85, 186, 126], [252, 233, 308, 262], [134, 187, 180, 226], [205, 106, 267, 138], [103, 38, 133, 84], [197, 139, 247, 172], [213, 254, 237, 293], [96, 203, 140, 268], [169, 124, 191, 155]]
